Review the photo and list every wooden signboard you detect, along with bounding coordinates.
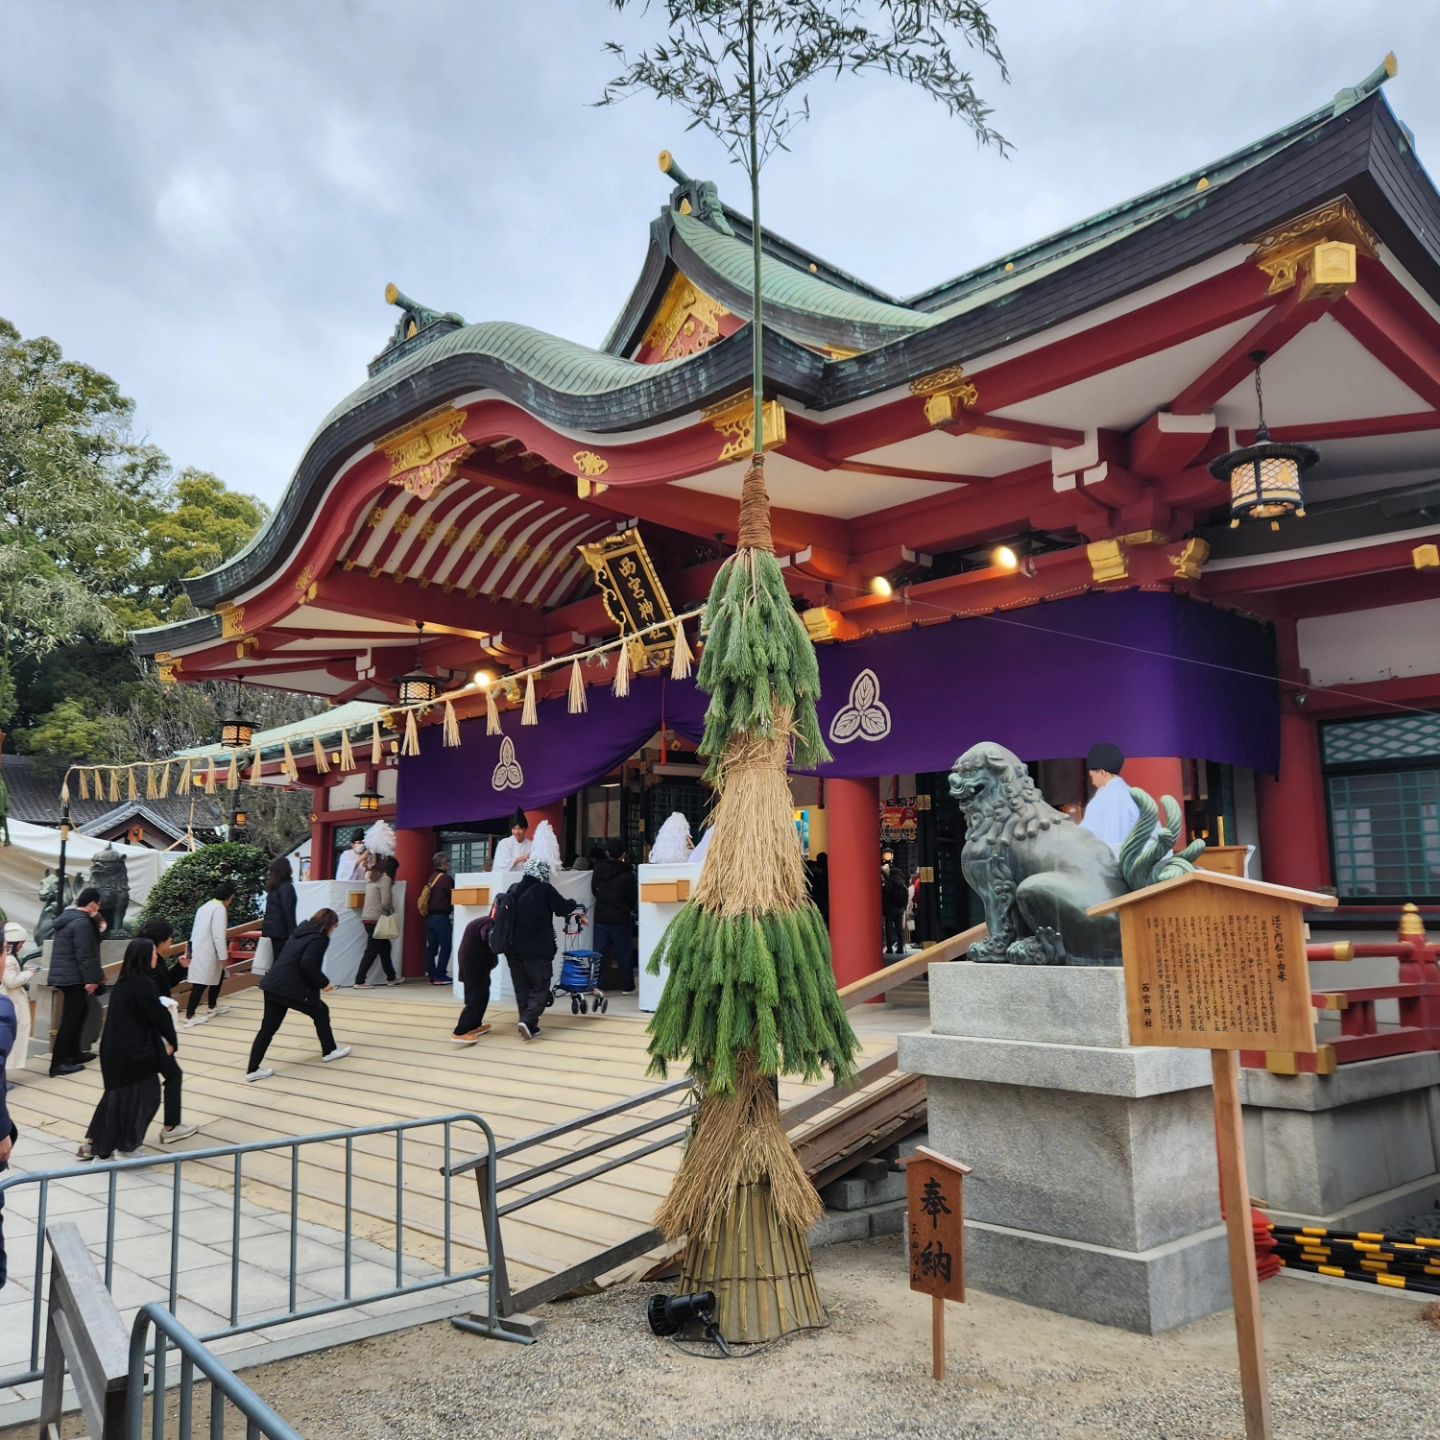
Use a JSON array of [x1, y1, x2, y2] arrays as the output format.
[[1091, 871, 1336, 1440], [901, 1146, 971, 1381], [640, 879, 691, 904]]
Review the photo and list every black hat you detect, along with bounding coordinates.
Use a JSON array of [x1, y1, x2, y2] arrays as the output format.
[[1086, 743, 1125, 775], [510, 808, 527, 831]]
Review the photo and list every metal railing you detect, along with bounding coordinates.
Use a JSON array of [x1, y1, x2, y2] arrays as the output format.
[[3, 1111, 527, 1391], [127, 1303, 302, 1440]]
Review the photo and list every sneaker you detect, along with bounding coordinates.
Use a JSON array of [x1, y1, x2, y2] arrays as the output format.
[[322, 1046, 352, 1063], [159, 1124, 199, 1144], [184, 1014, 210, 1030], [76, 1050, 97, 1063], [517, 1022, 533, 1042], [245, 1068, 274, 1083], [387, 977, 404, 986], [451, 1025, 492, 1044], [354, 982, 369, 989], [50, 1063, 85, 1077], [622, 989, 636, 996], [209, 1005, 232, 1018], [76, 1140, 93, 1162]]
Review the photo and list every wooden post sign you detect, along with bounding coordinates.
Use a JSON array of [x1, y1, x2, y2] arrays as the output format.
[[900, 1146, 971, 1382], [1091, 871, 1337, 1440]]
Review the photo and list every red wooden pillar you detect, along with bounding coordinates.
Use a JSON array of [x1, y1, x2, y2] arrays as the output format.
[[825, 776, 882, 988], [1124, 758, 1189, 842], [1256, 622, 1332, 889], [394, 825, 435, 979], [310, 786, 335, 883]]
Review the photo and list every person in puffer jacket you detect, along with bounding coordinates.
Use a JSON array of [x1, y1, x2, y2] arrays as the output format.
[[47, 888, 104, 1077]]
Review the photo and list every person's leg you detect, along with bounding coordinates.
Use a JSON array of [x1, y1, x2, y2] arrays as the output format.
[[301, 998, 338, 1055], [612, 927, 636, 992], [185, 981, 205, 1019], [521, 957, 551, 1030], [207, 979, 224, 1013], [356, 924, 378, 985], [509, 956, 534, 1032], [378, 938, 396, 982], [246, 994, 287, 1072], [50, 985, 86, 1071], [159, 1053, 183, 1128], [424, 915, 442, 980], [435, 915, 454, 981]]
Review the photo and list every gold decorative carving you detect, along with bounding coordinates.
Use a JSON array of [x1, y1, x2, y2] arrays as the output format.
[[215, 603, 245, 640], [577, 477, 609, 500], [514, 541, 531, 562], [369, 564, 383, 579], [643, 272, 730, 360], [155, 653, 182, 685], [342, 558, 357, 572], [421, 519, 437, 539], [580, 528, 678, 670], [294, 566, 317, 603], [235, 635, 260, 659], [1086, 540, 1129, 583], [1119, 530, 1169, 547], [378, 407, 473, 500], [1170, 537, 1210, 581], [394, 514, 412, 532], [444, 523, 460, 545], [801, 607, 844, 643], [1413, 543, 1440, 571], [574, 450, 610, 477], [368, 506, 386, 528], [701, 392, 787, 463], [910, 365, 979, 427], [1251, 197, 1378, 297]]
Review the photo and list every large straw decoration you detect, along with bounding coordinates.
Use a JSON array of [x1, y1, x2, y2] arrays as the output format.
[[126, 768, 137, 803], [485, 687, 501, 737], [203, 759, 218, 795], [670, 620, 694, 680], [401, 709, 421, 756], [567, 658, 587, 715], [280, 741, 299, 783], [158, 763, 171, 799], [145, 765, 158, 801], [339, 728, 355, 773], [109, 769, 121, 803], [646, 456, 856, 1345], [92, 768, 104, 798], [613, 640, 631, 698], [78, 769, 89, 802], [249, 749, 263, 784], [443, 699, 461, 747], [522, 673, 538, 726], [177, 760, 193, 796], [311, 736, 330, 774], [370, 721, 383, 767]]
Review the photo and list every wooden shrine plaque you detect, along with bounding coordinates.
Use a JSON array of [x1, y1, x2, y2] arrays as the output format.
[[902, 1146, 970, 1303], [1092, 872, 1334, 1054]]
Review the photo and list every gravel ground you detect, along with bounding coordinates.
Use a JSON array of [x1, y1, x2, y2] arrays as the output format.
[[218, 1237, 1439, 1440]]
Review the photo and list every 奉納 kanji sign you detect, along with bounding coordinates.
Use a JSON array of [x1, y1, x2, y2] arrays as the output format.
[[901, 1145, 971, 1381]]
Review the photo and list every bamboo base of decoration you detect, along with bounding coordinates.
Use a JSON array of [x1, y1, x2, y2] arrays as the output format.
[[680, 1179, 827, 1343]]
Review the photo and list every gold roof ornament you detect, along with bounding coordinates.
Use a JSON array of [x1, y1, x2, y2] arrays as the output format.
[[1250, 196, 1378, 299], [378, 407, 472, 501], [701, 391, 787, 463], [911, 365, 979, 427]]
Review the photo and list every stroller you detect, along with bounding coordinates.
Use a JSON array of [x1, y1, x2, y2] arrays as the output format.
[[553, 909, 608, 1016]]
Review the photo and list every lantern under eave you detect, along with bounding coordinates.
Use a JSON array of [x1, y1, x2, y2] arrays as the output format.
[[356, 787, 382, 814]]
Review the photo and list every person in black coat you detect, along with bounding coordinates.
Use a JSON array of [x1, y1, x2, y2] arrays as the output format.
[[881, 859, 909, 957], [47, 888, 104, 1076], [506, 860, 582, 1041], [244, 911, 350, 1081], [0, 993, 17, 1286], [78, 940, 173, 1161], [589, 839, 637, 993], [134, 920, 200, 1146], [452, 915, 496, 1044], [261, 857, 299, 954]]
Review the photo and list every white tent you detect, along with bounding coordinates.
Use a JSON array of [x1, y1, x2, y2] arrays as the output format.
[[0, 819, 184, 940]]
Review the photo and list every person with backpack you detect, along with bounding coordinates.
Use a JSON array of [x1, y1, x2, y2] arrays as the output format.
[[451, 914, 496, 1044], [500, 859, 583, 1041], [244, 909, 351, 1082], [419, 853, 455, 986]]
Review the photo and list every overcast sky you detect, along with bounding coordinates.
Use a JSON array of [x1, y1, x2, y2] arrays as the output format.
[[4, 2, 1437, 508]]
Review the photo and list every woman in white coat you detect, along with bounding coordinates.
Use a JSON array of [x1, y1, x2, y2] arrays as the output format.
[[1, 923, 34, 1075], [184, 882, 235, 1029]]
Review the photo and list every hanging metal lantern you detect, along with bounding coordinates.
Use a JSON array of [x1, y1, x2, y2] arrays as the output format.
[[396, 622, 441, 706], [356, 786, 383, 814], [220, 682, 255, 750], [1209, 352, 1319, 530]]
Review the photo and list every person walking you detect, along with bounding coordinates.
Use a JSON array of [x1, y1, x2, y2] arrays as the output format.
[[451, 914, 495, 1044], [881, 858, 908, 958], [590, 838, 637, 994], [47, 887, 104, 1077], [77, 940, 173, 1161], [0, 990, 17, 1286], [184, 882, 235, 1029], [244, 910, 350, 1082], [506, 859, 581, 1042], [356, 858, 399, 987], [421, 853, 456, 986], [259, 857, 299, 976], [134, 919, 200, 1146], [2, 923, 35, 1077]]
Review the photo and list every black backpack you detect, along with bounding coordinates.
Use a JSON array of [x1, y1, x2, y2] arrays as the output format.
[[489, 888, 518, 954]]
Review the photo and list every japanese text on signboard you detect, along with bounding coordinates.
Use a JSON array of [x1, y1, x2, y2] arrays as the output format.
[[579, 528, 677, 669]]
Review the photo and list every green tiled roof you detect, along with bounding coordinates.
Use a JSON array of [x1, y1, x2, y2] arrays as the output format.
[[176, 701, 387, 762]]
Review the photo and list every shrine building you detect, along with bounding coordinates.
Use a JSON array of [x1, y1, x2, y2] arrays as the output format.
[[135, 57, 1440, 983]]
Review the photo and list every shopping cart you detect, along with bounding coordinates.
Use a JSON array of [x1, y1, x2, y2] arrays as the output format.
[[553, 910, 608, 1015]]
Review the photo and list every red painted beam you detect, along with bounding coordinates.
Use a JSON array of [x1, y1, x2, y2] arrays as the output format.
[[1333, 268, 1440, 410], [948, 410, 1087, 449], [313, 570, 539, 639], [1272, 568, 1440, 619], [1170, 287, 1328, 415], [1201, 533, 1440, 596], [1239, 410, 1440, 445], [852, 463, 1054, 553], [1127, 412, 1218, 479]]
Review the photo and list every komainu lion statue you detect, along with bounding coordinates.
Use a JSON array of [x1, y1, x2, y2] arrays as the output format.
[[949, 741, 1204, 966]]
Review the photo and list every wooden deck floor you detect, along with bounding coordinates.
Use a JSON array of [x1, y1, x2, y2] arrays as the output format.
[[8, 984, 916, 1300]]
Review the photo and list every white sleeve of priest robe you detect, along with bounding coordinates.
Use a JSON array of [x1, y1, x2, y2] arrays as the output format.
[[491, 837, 529, 872], [1079, 777, 1141, 858]]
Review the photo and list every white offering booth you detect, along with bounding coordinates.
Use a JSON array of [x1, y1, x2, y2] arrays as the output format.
[[637, 862, 701, 1012], [449, 870, 595, 1006], [294, 879, 408, 987]]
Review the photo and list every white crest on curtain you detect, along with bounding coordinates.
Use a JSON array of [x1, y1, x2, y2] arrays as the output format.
[[530, 820, 562, 869], [492, 736, 524, 791], [649, 812, 694, 864], [828, 668, 892, 744]]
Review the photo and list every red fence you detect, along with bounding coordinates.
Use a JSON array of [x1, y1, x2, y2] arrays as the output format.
[[1241, 905, 1440, 1076]]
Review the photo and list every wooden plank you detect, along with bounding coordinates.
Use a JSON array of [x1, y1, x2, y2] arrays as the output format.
[[835, 924, 986, 1009]]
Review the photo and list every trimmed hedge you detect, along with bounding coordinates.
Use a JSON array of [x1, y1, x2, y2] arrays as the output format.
[[138, 842, 268, 938]]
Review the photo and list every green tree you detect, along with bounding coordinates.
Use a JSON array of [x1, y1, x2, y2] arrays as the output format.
[[139, 841, 268, 938], [603, 0, 1007, 1343], [15, 699, 127, 762]]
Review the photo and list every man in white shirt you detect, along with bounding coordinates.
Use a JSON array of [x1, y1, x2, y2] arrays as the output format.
[[335, 836, 366, 882], [1079, 743, 1140, 859], [491, 809, 530, 873]]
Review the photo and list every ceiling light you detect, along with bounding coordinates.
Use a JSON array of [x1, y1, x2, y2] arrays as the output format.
[[992, 545, 1019, 571], [869, 576, 894, 598]]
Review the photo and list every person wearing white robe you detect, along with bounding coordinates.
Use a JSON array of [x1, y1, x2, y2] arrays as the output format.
[[491, 809, 530, 873], [184, 886, 235, 1029], [1079, 742, 1140, 859], [335, 837, 366, 882]]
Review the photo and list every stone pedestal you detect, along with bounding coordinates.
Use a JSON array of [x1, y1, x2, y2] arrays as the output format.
[[898, 965, 1231, 1334], [1241, 1052, 1440, 1231]]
